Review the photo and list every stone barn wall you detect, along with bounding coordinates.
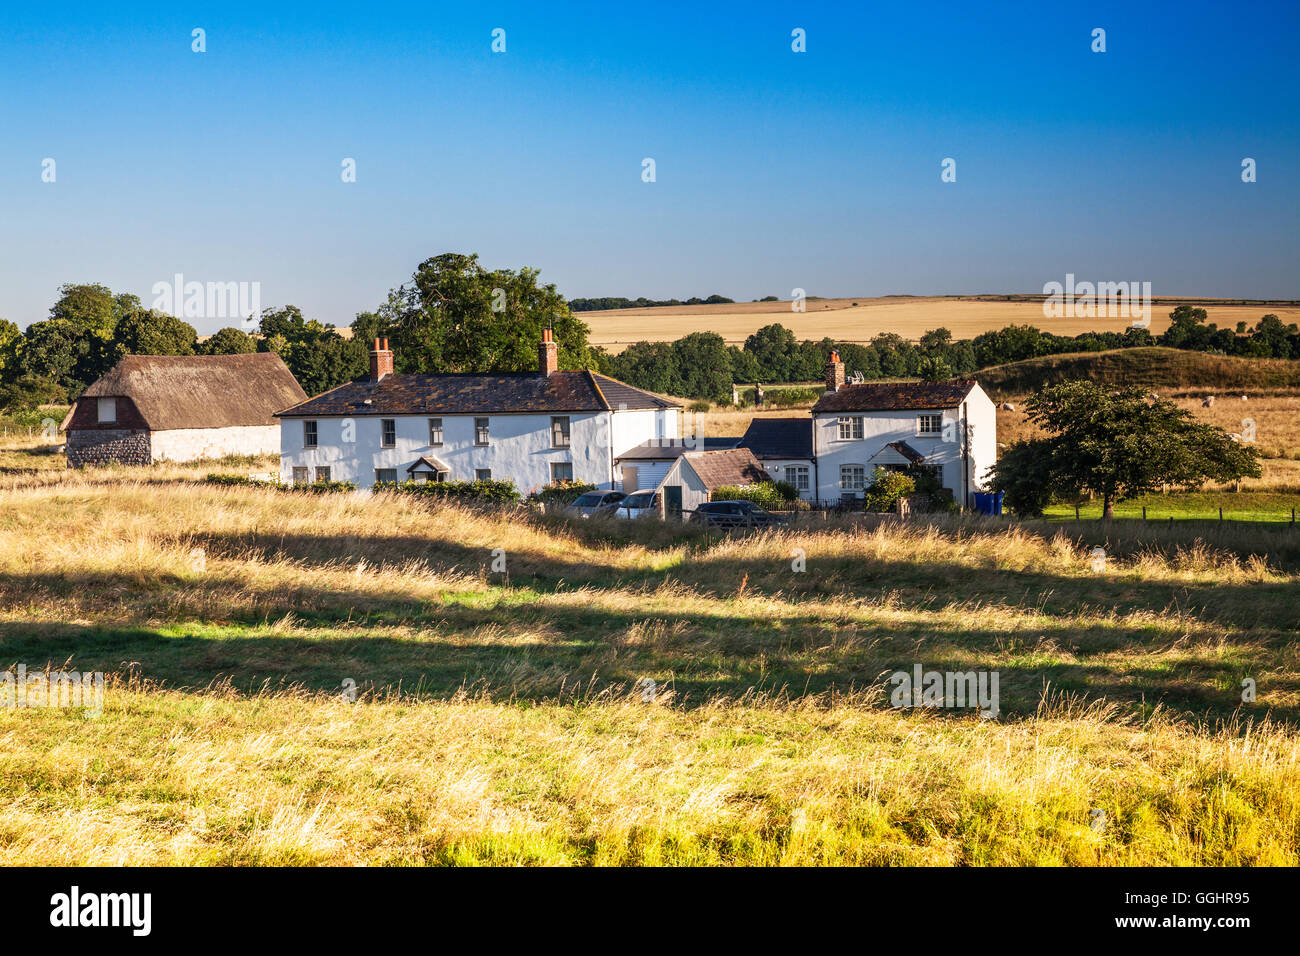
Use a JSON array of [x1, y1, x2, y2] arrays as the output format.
[[66, 429, 152, 467]]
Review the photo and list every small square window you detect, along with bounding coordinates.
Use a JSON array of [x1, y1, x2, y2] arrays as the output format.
[[303, 420, 318, 448], [291, 466, 308, 485], [428, 418, 443, 446], [314, 466, 331, 483], [918, 414, 942, 435], [475, 468, 491, 482], [96, 397, 117, 423], [551, 462, 573, 483], [475, 418, 490, 445], [837, 417, 863, 441], [788, 465, 810, 492], [375, 468, 397, 484], [551, 416, 571, 448]]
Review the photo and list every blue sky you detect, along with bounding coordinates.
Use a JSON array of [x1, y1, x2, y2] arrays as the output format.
[[1, 0, 1296, 332]]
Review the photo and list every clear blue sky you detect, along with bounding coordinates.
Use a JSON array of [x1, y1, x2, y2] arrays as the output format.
[[1, 0, 1296, 332]]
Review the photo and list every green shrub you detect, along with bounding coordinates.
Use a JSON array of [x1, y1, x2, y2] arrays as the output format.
[[688, 400, 712, 413], [863, 468, 915, 512], [712, 481, 791, 510], [374, 478, 521, 502], [533, 480, 596, 506]]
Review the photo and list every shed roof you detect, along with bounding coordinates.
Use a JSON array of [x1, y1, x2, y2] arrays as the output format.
[[679, 447, 769, 489]]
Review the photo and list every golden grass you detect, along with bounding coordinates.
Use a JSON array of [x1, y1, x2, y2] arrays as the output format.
[[2, 447, 1299, 865]]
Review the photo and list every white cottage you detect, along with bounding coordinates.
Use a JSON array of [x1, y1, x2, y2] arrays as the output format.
[[811, 351, 997, 506], [275, 333, 681, 491]]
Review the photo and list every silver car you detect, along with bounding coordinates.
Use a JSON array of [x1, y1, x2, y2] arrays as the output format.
[[564, 491, 626, 518], [613, 489, 661, 520]]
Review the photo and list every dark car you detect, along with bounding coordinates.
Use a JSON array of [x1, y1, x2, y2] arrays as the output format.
[[564, 490, 626, 518], [690, 500, 786, 529]]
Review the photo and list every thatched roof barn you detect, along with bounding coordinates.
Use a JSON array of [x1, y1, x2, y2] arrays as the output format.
[[63, 353, 306, 466]]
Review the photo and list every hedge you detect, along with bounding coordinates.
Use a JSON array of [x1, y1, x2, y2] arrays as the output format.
[[373, 478, 521, 502]]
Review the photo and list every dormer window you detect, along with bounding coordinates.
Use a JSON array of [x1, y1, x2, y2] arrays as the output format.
[[97, 397, 117, 423]]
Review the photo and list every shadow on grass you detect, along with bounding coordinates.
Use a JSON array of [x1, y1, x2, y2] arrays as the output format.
[[0, 600, 1294, 726]]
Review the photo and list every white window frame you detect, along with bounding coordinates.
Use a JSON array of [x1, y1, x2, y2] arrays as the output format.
[[291, 466, 308, 485], [381, 419, 396, 448], [474, 418, 490, 446], [551, 416, 571, 448], [840, 465, 866, 491], [428, 418, 443, 446], [837, 416, 864, 441], [303, 420, 318, 448], [375, 468, 398, 484], [918, 413, 942, 435], [788, 465, 810, 492], [96, 397, 117, 423]]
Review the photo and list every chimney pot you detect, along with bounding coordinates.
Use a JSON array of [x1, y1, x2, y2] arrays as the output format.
[[370, 337, 394, 381], [538, 329, 558, 376], [826, 350, 845, 393]]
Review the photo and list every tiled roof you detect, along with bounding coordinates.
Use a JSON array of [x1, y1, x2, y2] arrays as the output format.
[[407, 455, 451, 474], [72, 353, 306, 431], [738, 417, 813, 460], [812, 381, 976, 414], [617, 437, 740, 460], [869, 440, 927, 464], [276, 369, 679, 417], [680, 448, 768, 489]]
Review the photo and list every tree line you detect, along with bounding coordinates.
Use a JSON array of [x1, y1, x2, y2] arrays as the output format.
[[1, 255, 1297, 411]]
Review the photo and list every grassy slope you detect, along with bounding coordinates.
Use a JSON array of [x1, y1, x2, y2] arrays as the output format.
[[975, 347, 1300, 398], [1, 463, 1298, 864]]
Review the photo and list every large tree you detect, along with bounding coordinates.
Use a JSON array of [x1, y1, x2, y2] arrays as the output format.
[[359, 253, 594, 374], [990, 381, 1260, 519], [113, 309, 198, 356], [257, 305, 365, 396], [202, 327, 257, 355]]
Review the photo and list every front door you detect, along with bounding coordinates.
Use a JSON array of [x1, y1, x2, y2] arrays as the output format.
[[664, 484, 683, 518], [622, 466, 638, 493]]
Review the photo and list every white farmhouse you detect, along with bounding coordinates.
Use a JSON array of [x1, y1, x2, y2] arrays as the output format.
[[811, 351, 997, 506], [275, 333, 681, 491]]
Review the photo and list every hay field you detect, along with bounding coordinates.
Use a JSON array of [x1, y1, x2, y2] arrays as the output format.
[[582, 296, 1300, 352], [0, 446, 1298, 865]]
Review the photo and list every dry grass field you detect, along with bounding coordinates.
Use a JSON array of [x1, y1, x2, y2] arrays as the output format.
[[1, 442, 1298, 865], [580, 296, 1300, 352]]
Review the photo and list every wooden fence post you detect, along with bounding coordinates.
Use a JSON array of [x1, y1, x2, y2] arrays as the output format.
[[1142, 506, 1147, 522], [1219, 507, 1223, 522]]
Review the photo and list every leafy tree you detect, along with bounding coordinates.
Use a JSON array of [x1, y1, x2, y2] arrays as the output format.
[[113, 309, 197, 356], [257, 306, 365, 396], [47, 283, 122, 339], [0, 376, 68, 412], [990, 382, 1260, 519], [203, 327, 257, 355], [672, 331, 732, 401], [727, 345, 760, 384], [607, 341, 680, 395], [988, 442, 1056, 516], [916, 355, 952, 382], [743, 323, 797, 381], [14, 319, 110, 393], [379, 253, 594, 374], [0, 319, 21, 382]]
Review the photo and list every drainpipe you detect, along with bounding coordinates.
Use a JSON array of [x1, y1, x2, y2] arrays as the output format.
[[607, 410, 615, 490], [961, 401, 970, 510]]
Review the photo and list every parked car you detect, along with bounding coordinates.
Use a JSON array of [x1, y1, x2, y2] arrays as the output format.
[[564, 490, 626, 518], [691, 500, 786, 529], [613, 489, 661, 519]]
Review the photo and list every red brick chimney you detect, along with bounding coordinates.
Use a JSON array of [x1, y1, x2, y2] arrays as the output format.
[[826, 349, 845, 392], [538, 328, 558, 376], [370, 337, 394, 381]]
